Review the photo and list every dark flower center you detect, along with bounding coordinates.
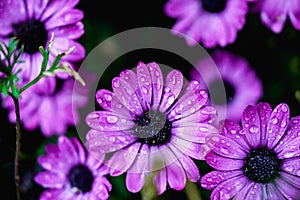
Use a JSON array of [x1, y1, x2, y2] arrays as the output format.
[[11, 19, 48, 54], [208, 79, 235, 105], [134, 110, 172, 147], [68, 164, 94, 193], [243, 147, 281, 184], [201, 0, 227, 13]]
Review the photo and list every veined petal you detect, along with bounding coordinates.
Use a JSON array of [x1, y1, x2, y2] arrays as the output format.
[[205, 151, 244, 170], [148, 62, 163, 110], [159, 70, 183, 113], [267, 103, 290, 149]]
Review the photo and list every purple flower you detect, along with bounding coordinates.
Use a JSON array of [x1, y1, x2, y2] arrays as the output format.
[[85, 62, 217, 194], [254, 0, 300, 33], [0, 0, 85, 83], [201, 102, 300, 199], [190, 50, 263, 122], [35, 136, 111, 200], [2, 77, 88, 137], [164, 0, 249, 48]]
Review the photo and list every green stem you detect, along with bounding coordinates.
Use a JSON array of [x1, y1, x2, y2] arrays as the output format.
[[184, 181, 202, 200], [11, 95, 21, 200], [19, 73, 44, 94]]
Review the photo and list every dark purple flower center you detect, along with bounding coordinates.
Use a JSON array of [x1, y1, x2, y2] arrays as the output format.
[[201, 0, 227, 13], [134, 110, 172, 147], [68, 164, 94, 193], [208, 79, 235, 105], [243, 147, 281, 184], [11, 19, 48, 54]]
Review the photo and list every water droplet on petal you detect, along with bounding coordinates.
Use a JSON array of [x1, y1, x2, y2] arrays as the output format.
[[281, 120, 287, 128], [167, 95, 175, 104], [107, 115, 119, 123], [281, 105, 288, 112], [109, 136, 116, 142], [271, 117, 278, 124], [249, 126, 258, 133], [164, 87, 171, 93]]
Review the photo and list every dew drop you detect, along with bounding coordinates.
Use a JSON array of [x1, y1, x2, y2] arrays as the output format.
[[271, 117, 279, 124], [231, 130, 236, 134], [164, 87, 171, 93], [281, 120, 287, 128], [249, 126, 258, 133], [281, 105, 288, 112], [107, 115, 118, 123], [109, 136, 116, 142], [167, 95, 175, 104]]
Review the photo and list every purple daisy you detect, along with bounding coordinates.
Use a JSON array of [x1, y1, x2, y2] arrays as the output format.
[[85, 62, 217, 194], [201, 102, 300, 199], [190, 50, 263, 122], [2, 77, 88, 137], [0, 0, 85, 83], [35, 136, 111, 200], [254, 0, 300, 33], [164, 0, 249, 48]]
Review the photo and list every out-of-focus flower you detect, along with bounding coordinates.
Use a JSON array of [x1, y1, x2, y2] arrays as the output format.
[[85, 62, 217, 194], [164, 0, 248, 48], [254, 0, 300, 33], [35, 136, 111, 200], [201, 102, 300, 199], [190, 50, 262, 122], [2, 77, 88, 137], [0, 0, 85, 83]]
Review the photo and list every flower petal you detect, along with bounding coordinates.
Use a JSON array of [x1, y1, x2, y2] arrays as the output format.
[[210, 175, 248, 200], [265, 183, 285, 200], [148, 62, 163, 110], [281, 157, 300, 177], [205, 151, 244, 170], [201, 170, 243, 190], [220, 119, 251, 152], [166, 160, 186, 191], [267, 103, 290, 149], [172, 123, 217, 144], [126, 172, 146, 193], [256, 102, 273, 146], [34, 172, 66, 188], [39, 189, 64, 200], [112, 77, 143, 117], [242, 105, 261, 149], [244, 183, 264, 200], [137, 62, 152, 110], [168, 86, 208, 121], [86, 111, 135, 131], [106, 142, 141, 176], [86, 129, 136, 154], [153, 168, 167, 195], [280, 172, 300, 189], [206, 134, 247, 159], [276, 176, 300, 199], [274, 116, 300, 153], [159, 70, 183, 112], [277, 137, 300, 159], [46, 9, 83, 29]]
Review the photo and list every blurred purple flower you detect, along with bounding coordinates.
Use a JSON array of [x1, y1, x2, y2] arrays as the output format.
[[85, 62, 217, 194], [201, 102, 300, 199], [190, 50, 263, 122], [0, 0, 85, 83], [164, 0, 249, 48], [254, 0, 300, 33], [35, 136, 111, 200], [2, 77, 88, 137]]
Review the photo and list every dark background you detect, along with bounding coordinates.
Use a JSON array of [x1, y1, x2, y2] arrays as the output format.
[[1, 1, 300, 199]]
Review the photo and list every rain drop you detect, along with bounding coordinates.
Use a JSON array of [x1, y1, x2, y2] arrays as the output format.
[[249, 126, 258, 133], [107, 115, 118, 123], [167, 95, 175, 104], [271, 117, 279, 124]]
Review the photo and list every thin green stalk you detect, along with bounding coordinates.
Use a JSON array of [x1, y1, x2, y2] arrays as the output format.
[[11, 94, 21, 200], [184, 181, 202, 200]]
